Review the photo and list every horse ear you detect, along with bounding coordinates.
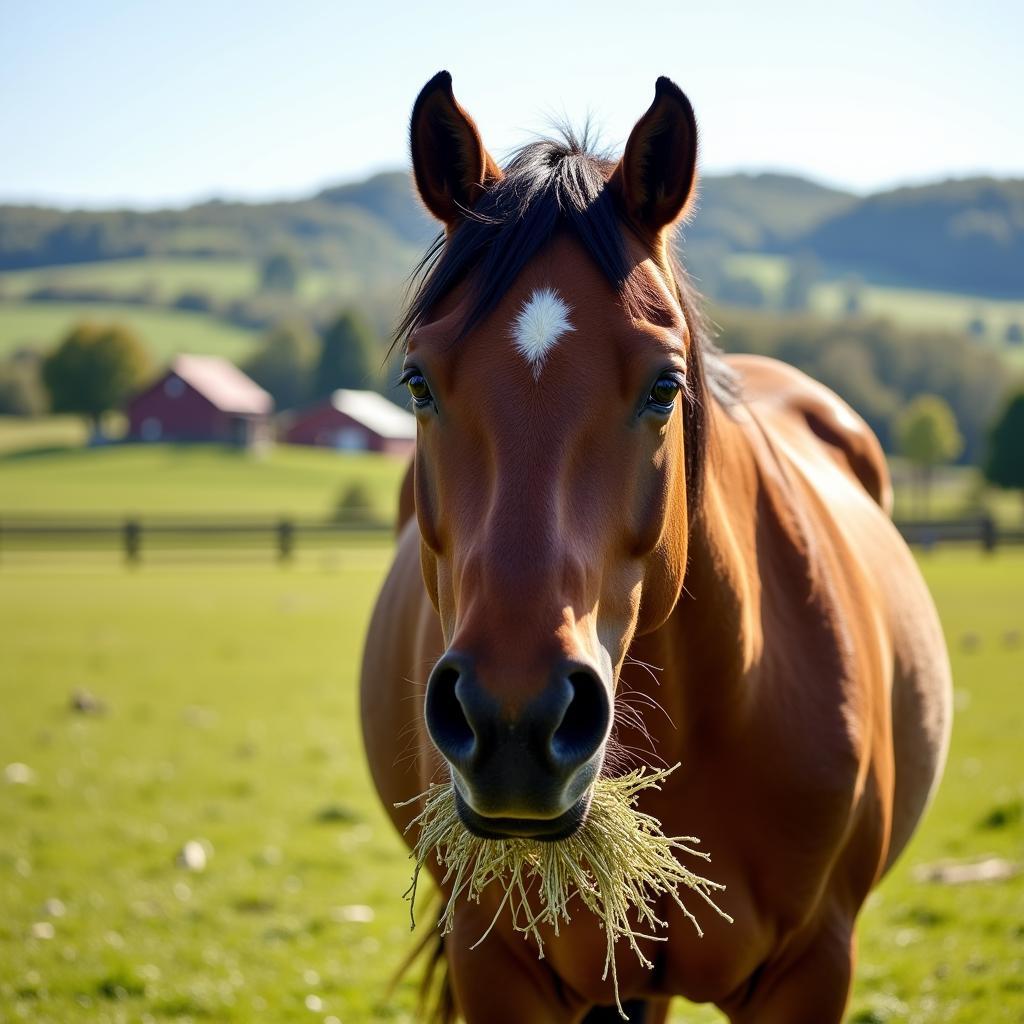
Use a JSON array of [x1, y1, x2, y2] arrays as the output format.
[[612, 77, 698, 237], [410, 71, 502, 228]]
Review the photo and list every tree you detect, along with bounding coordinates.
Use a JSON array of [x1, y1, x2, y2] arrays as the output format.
[[42, 323, 150, 435], [895, 394, 963, 517], [259, 248, 301, 295], [984, 391, 1024, 517], [841, 274, 865, 317], [242, 319, 318, 411], [314, 309, 378, 398], [780, 253, 820, 312]]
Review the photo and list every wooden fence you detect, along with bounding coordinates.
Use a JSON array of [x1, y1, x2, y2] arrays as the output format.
[[0, 514, 1022, 565], [0, 513, 391, 565]]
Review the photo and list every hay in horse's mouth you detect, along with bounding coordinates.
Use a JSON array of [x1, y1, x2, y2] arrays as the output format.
[[396, 765, 733, 1020]]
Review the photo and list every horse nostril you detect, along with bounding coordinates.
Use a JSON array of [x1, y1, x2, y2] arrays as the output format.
[[551, 669, 609, 767], [425, 658, 476, 764]]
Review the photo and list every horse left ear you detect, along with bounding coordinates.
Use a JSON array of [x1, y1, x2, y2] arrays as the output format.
[[611, 77, 698, 237], [410, 70, 502, 228]]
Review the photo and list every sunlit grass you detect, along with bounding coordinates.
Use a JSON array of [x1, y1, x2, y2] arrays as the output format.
[[0, 551, 1021, 1022], [0, 301, 258, 362], [0, 442, 406, 519]]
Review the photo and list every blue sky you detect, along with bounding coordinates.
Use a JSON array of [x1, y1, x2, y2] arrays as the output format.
[[1, 0, 1020, 208]]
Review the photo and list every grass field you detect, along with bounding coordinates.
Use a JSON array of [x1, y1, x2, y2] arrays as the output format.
[[0, 258, 344, 305], [0, 301, 258, 362], [0, 442, 407, 520], [1, 546, 1022, 1023]]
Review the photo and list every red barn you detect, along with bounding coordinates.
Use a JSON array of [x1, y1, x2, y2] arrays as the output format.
[[126, 354, 273, 448], [284, 389, 415, 456]]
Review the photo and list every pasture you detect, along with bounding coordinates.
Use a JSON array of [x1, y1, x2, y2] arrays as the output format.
[[0, 441, 405, 520], [1, 545, 1022, 1023], [0, 301, 257, 363], [0, 258, 346, 306]]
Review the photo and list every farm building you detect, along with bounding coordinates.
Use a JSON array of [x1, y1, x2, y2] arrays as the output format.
[[284, 389, 416, 456], [126, 354, 273, 448]]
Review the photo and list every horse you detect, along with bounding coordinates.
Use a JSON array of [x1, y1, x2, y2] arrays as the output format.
[[360, 71, 952, 1023]]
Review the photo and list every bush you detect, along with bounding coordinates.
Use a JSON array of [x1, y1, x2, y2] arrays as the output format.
[[334, 481, 379, 525]]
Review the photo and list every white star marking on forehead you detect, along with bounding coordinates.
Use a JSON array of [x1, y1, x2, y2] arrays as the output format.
[[511, 287, 575, 379]]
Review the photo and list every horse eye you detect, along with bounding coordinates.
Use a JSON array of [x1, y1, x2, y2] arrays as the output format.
[[646, 375, 681, 411], [406, 373, 432, 406]]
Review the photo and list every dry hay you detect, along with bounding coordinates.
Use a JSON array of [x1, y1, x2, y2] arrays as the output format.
[[398, 765, 732, 1018]]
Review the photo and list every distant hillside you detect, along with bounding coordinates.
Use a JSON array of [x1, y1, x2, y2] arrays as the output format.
[[0, 197, 420, 285], [795, 178, 1024, 295], [688, 172, 854, 250], [318, 171, 436, 246], [2, 170, 1024, 299]]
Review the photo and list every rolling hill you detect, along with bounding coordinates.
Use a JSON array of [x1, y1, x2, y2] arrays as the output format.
[[793, 177, 1024, 296]]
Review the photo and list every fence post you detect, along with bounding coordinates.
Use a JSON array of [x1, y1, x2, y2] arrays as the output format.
[[277, 519, 294, 563], [981, 514, 996, 554], [123, 518, 141, 565]]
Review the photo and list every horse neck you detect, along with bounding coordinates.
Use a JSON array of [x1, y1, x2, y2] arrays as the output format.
[[627, 403, 768, 762]]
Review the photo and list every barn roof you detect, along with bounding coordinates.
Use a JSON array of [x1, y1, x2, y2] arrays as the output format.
[[171, 354, 272, 415], [330, 389, 416, 439]]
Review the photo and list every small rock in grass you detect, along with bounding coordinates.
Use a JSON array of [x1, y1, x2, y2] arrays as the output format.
[[41, 898, 66, 918], [913, 856, 1019, 885], [4, 763, 35, 785], [175, 840, 209, 872], [304, 995, 323, 1012], [70, 689, 107, 715], [331, 904, 375, 923], [30, 922, 55, 940]]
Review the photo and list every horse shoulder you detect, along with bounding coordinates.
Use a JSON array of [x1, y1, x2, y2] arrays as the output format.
[[725, 353, 893, 514], [360, 518, 442, 839]]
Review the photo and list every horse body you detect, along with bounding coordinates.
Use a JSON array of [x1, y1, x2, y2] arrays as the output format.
[[360, 73, 951, 1022]]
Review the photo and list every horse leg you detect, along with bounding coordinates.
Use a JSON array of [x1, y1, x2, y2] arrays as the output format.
[[722, 918, 854, 1024], [446, 909, 580, 1023]]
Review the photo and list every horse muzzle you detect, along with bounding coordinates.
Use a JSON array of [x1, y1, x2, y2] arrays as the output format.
[[424, 651, 611, 839]]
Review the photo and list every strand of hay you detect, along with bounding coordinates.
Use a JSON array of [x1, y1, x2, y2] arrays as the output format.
[[396, 765, 732, 1019]]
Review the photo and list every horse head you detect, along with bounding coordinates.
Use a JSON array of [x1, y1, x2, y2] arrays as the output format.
[[401, 72, 713, 839]]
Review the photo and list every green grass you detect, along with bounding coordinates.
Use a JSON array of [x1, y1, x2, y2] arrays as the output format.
[[0, 547, 1021, 1022], [0, 301, 258, 362], [0, 258, 341, 304], [0, 443, 406, 519], [0, 416, 91, 454]]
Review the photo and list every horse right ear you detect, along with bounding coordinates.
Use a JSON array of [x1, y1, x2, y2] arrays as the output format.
[[611, 76, 699, 239], [410, 71, 502, 229]]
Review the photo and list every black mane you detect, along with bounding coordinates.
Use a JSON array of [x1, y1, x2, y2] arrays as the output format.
[[396, 129, 737, 517]]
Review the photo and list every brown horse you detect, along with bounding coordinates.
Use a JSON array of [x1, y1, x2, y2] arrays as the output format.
[[360, 71, 952, 1023]]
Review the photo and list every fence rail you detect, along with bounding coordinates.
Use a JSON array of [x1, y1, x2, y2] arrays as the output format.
[[0, 513, 1022, 565], [0, 513, 391, 565]]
